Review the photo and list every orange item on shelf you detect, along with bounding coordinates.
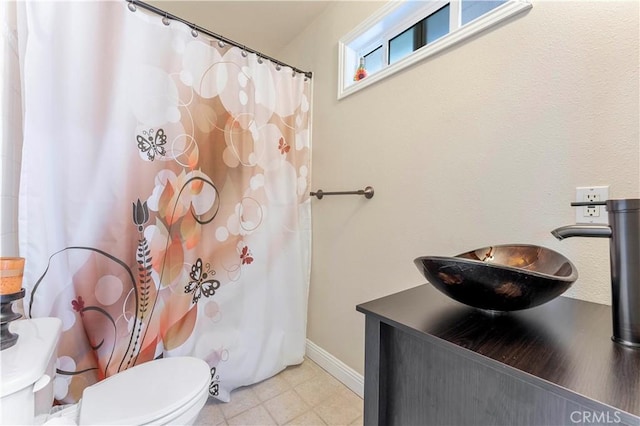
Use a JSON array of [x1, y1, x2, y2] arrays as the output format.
[[0, 257, 25, 295], [353, 57, 368, 81]]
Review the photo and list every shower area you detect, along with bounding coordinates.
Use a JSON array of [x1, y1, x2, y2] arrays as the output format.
[[1, 0, 312, 403]]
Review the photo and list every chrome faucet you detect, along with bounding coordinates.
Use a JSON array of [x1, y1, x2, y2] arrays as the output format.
[[552, 199, 640, 348], [551, 224, 612, 239]]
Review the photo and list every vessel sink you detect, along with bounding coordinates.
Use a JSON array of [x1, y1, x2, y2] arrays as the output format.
[[414, 244, 578, 312]]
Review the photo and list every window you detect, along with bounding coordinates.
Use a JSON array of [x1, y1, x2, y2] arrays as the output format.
[[388, 4, 450, 65], [338, 0, 531, 99], [364, 46, 384, 75]]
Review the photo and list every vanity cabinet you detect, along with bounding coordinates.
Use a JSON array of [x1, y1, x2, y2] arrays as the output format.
[[356, 285, 640, 426]]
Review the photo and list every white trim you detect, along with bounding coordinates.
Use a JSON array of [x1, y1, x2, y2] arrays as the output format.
[[338, 0, 532, 100], [305, 339, 364, 398], [449, 0, 462, 31]]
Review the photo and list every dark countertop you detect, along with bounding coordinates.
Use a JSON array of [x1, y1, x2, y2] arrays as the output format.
[[356, 284, 640, 418]]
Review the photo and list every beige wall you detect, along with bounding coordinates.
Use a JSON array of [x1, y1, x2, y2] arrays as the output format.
[[279, 1, 640, 375]]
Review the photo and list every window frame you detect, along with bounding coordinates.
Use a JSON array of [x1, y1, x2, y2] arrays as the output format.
[[338, 0, 532, 100]]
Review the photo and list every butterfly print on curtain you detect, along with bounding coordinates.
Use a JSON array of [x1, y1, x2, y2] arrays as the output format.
[[136, 128, 167, 161], [240, 245, 254, 265], [185, 258, 221, 304], [209, 367, 220, 397], [278, 137, 290, 155]]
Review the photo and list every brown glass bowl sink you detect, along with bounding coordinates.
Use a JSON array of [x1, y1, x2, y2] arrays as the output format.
[[414, 244, 578, 312]]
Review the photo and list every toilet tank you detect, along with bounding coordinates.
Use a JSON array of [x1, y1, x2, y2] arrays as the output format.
[[0, 318, 62, 425]]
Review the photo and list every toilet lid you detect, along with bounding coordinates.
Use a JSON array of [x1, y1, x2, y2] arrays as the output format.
[[1, 318, 62, 397], [79, 357, 210, 425]]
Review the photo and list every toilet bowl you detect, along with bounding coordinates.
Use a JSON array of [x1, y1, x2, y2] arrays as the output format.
[[0, 317, 211, 425]]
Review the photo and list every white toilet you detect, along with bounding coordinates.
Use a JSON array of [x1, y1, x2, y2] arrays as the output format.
[[0, 317, 211, 425]]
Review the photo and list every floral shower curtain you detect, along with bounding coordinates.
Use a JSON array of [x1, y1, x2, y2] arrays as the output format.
[[15, 1, 311, 403]]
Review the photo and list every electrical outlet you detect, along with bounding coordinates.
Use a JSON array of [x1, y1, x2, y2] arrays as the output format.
[[576, 186, 609, 224]]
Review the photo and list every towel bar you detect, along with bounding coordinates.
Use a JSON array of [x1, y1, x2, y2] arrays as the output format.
[[310, 186, 374, 200]]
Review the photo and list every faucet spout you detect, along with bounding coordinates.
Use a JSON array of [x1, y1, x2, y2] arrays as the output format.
[[551, 224, 612, 240]]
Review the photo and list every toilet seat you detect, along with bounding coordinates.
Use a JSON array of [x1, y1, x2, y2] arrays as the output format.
[[78, 357, 210, 425]]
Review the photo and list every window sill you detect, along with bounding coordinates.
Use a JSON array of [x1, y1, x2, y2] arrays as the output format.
[[337, 0, 532, 100]]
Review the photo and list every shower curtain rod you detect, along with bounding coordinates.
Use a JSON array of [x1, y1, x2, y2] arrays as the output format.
[[127, 0, 313, 79]]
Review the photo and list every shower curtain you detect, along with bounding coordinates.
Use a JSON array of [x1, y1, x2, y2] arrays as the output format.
[[13, 1, 311, 403]]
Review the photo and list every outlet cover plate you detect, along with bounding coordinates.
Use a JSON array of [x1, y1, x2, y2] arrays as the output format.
[[576, 186, 609, 224]]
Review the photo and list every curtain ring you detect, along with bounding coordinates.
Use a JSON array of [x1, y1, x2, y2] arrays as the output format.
[[127, 1, 136, 12], [241, 47, 248, 58], [275, 64, 282, 71], [162, 14, 170, 26], [191, 27, 198, 38], [257, 56, 263, 64], [217, 40, 226, 48]]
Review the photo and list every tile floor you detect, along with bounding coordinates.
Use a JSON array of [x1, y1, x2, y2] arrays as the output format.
[[195, 357, 364, 426]]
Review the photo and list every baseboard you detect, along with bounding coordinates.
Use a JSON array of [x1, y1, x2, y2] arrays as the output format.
[[305, 339, 364, 398]]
